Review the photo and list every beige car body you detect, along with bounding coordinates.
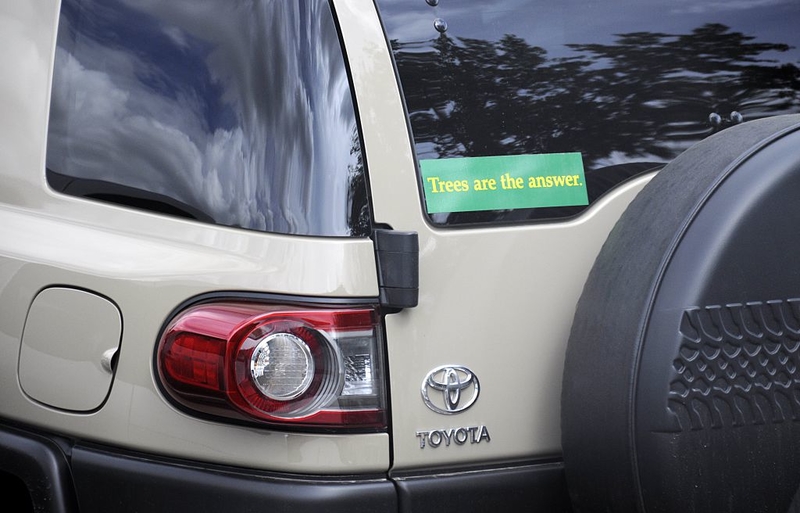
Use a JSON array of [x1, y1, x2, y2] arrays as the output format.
[[0, 0, 650, 479]]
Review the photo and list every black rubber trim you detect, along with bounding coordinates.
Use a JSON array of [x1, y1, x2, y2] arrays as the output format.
[[0, 419, 573, 513], [70, 444, 397, 513], [0, 423, 78, 513], [47, 168, 216, 223], [392, 461, 572, 513]]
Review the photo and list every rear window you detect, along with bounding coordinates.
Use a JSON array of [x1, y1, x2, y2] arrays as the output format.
[[375, 0, 800, 227], [47, 0, 370, 237]]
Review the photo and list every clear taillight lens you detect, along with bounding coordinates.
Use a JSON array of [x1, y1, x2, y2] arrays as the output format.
[[156, 302, 386, 431]]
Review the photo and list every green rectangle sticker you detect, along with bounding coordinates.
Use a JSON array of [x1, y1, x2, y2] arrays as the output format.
[[420, 153, 588, 214]]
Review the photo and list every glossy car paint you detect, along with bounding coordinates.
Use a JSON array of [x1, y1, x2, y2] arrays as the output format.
[[0, 0, 649, 476], [343, 0, 800, 470], [335, 0, 652, 469], [19, 287, 122, 412], [3, 0, 796, 486], [0, 0, 386, 474]]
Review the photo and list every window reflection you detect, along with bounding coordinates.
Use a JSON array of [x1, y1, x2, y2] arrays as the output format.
[[47, 0, 370, 237], [376, 0, 800, 225]]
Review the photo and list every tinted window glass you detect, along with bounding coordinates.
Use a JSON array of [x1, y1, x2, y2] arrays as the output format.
[[375, 0, 800, 226], [47, 0, 370, 237]]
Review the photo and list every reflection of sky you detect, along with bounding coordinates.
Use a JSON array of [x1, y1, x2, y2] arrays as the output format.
[[376, 0, 800, 58], [47, 0, 361, 236]]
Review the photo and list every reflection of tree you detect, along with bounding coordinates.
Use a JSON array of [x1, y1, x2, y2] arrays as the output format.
[[346, 126, 371, 236], [393, 23, 800, 169], [569, 23, 800, 160]]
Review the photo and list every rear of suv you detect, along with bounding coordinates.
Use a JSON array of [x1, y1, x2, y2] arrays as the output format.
[[3, 1, 800, 512]]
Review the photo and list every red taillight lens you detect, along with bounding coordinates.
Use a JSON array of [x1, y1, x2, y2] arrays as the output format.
[[156, 302, 386, 430]]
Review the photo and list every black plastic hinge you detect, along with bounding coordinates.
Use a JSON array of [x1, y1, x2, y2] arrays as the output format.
[[372, 229, 419, 311]]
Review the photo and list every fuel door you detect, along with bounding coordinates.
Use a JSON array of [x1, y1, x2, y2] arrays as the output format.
[[19, 287, 121, 412]]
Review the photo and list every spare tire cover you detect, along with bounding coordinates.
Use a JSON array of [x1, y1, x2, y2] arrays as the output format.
[[562, 114, 800, 513]]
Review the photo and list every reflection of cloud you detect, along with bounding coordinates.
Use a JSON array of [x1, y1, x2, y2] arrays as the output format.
[[49, 45, 217, 222], [48, 0, 360, 235], [671, 0, 791, 14], [161, 25, 189, 50]]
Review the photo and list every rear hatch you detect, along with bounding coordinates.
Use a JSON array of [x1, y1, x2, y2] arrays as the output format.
[[351, 0, 800, 472]]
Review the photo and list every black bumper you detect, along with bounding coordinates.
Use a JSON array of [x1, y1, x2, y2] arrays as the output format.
[[0, 422, 571, 513]]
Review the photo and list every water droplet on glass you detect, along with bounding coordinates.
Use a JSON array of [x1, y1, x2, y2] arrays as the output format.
[[426, 0, 439, 6], [730, 111, 743, 124], [434, 18, 448, 33], [708, 112, 722, 126]]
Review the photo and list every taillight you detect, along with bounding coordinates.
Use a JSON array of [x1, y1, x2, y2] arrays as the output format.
[[156, 302, 386, 431]]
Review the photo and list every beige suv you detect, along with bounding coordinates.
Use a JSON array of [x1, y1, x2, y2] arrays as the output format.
[[3, 1, 800, 512]]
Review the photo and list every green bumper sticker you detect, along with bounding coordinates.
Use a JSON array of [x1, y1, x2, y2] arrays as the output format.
[[420, 153, 588, 214]]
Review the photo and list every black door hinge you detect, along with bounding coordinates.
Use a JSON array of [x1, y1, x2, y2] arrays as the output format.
[[372, 229, 419, 311]]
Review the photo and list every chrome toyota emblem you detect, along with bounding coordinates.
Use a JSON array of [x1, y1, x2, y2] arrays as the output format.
[[421, 365, 480, 415]]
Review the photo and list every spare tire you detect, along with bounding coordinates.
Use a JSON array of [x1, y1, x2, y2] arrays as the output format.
[[562, 114, 800, 513]]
